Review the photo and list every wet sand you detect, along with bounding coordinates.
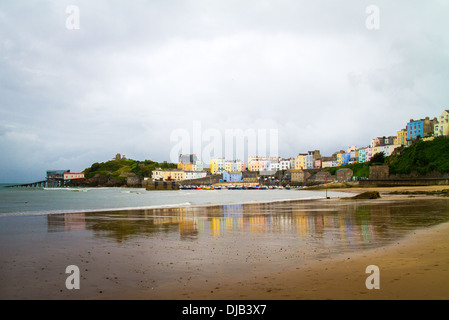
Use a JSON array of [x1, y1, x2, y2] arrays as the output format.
[[152, 187, 449, 300], [0, 187, 448, 300], [179, 220, 449, 300]]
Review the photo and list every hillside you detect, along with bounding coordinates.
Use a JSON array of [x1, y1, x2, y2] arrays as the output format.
[[69, 158, 177, 187], [322, 137, 449, 179], [387, 136, 449, 176]]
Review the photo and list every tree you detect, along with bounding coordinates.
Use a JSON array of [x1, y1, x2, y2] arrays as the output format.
[[370, 152, 385, 164]]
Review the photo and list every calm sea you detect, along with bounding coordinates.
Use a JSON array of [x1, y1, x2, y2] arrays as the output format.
[[0, 184, 352, 216]]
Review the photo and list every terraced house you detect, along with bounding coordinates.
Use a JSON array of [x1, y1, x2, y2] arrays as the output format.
[[434, 110, 449, 137], [406, 117, 438, 144], [209, 157, 225, 174]]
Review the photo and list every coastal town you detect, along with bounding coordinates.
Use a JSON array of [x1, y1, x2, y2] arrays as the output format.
[[150, 110, 449, 186], [6, 110, 447, 190]]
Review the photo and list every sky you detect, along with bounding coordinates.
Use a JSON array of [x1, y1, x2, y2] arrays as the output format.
[[1, 0, 448, 183]]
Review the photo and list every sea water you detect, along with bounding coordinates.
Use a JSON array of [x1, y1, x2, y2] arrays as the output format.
[[0, 184, 352, 216]]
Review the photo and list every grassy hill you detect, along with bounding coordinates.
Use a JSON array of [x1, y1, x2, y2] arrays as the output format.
[[81, 158, 177, 186], [387, 137, 449, 176], [323, 136, 449, 178]]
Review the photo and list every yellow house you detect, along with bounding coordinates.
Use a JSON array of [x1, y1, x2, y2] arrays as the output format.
[[177, 163, 194, 171], [224, 161, 232, 173], [435, 110, 449, 137], [396, 129, 407, 146], [336, 153, 343, 166], [152, 170, 186, 181], [294, 154, 307, 170], [209, 158, 225, 174]]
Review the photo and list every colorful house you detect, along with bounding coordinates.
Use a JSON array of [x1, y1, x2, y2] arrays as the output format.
[[434, 110, 449, 137], [336, 152, 350, 166], [209, 158, 225, 174], [407, 117, 438, 144], [358, 148, 367, 163], [396, 129, 408, 146], [280, 159, 291, 170], [193, 160, 203, 171], [178, 154, 197, 171], [185, 171, 207, 180], [295, 154, 308, 170], [222, 171, 243, 182], [386, 144, 401, 156], [321, 157, 337, 168], [248, 157, 273, 172], [365, 147, 373, 162], [152, 170, 186, 181], [223, 160, 246, 172]]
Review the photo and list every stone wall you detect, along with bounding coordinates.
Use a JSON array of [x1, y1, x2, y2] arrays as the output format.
[[369, 165, 389, 180], [336, 169, 353, 182]]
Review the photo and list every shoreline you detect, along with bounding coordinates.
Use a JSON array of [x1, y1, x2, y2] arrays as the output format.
[[2, 184, 448, 218], [0, 188, 355, 218]]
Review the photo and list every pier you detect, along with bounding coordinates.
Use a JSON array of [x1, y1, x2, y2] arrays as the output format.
[[6, 180, 68, 188], [6, 169, 84, 188]]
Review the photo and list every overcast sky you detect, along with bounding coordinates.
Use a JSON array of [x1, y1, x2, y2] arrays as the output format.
[[1, 0, 448, 183]]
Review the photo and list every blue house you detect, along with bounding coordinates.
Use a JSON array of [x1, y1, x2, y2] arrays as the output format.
[[407, 119, 424, 142], [222, 171, 243, 182], [406, 117, 437, 144]]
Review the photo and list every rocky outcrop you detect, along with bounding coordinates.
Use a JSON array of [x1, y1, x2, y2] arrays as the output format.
[[67, 173, 143, 188]]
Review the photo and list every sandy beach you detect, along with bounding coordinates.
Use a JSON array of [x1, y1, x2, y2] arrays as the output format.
[[150, 186, 449, 300], [178, 218, 449, 300], [0, 185, 448, 300]]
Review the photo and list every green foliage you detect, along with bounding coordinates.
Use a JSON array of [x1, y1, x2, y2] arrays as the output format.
[[82, 158, 177, 179], [370, 152, 385, 165], [388, 137, 449, 175]]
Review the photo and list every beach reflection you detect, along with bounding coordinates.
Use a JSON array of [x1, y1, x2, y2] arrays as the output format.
[[46, 199, 449, 252]]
